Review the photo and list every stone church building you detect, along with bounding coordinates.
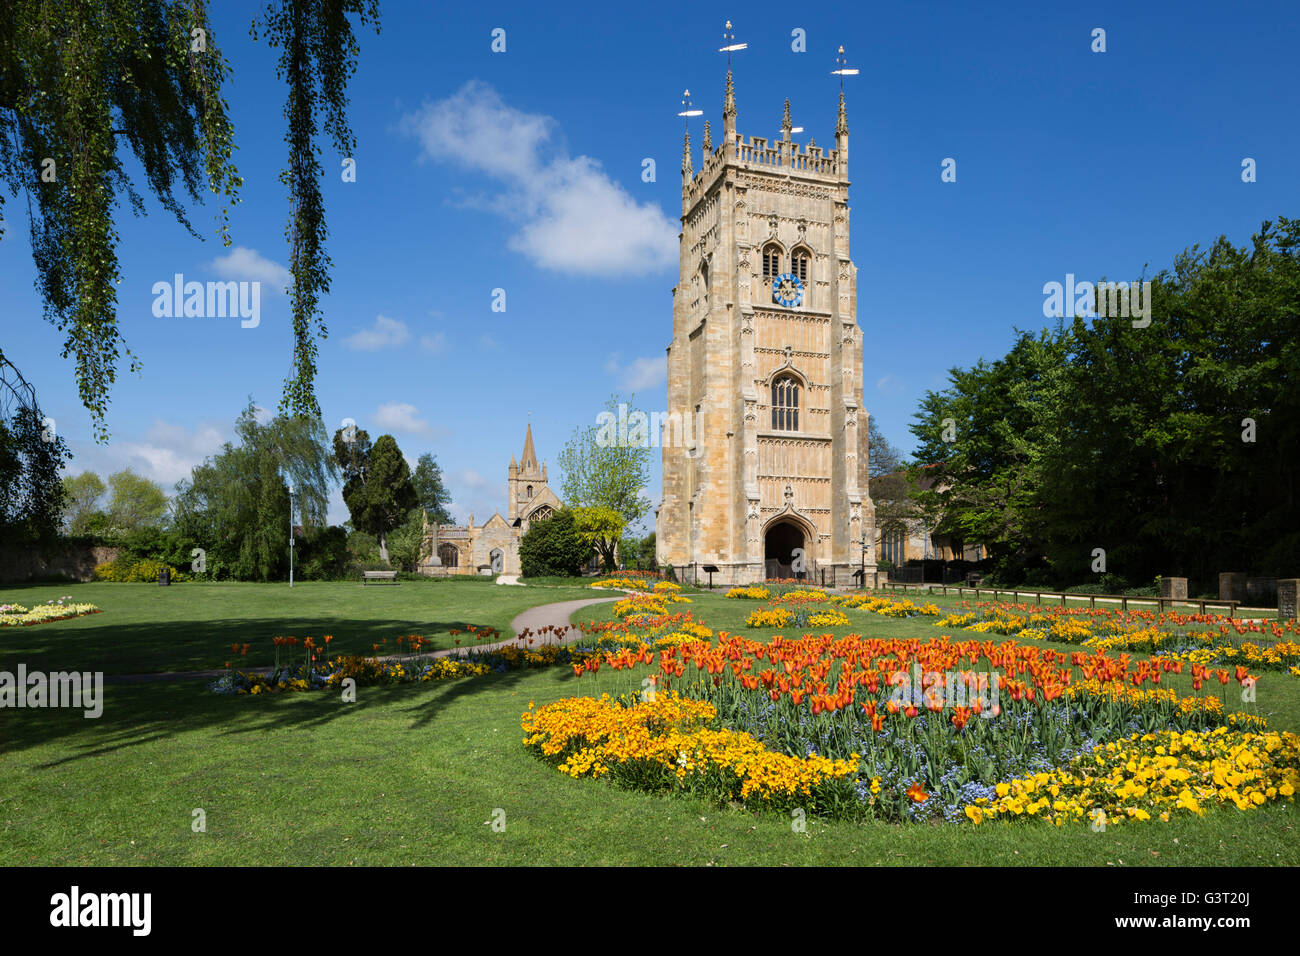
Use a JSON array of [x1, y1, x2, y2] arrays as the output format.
[[418, 425, 561, 576], [656, 69, 879, 587]]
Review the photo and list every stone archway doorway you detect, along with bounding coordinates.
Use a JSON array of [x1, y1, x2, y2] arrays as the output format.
[[764, 519, 807, 580]]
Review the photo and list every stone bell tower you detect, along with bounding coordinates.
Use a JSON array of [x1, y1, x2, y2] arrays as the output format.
[[655, 67, 877, 587]]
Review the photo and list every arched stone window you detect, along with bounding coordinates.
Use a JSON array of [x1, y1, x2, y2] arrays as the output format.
[[525, 484, 533, 499], [791, 246, 811, 284], [771, 375, 800, 431], [761, 243, 783, 280], [529, 505, 554, 523], [437, 544, 459, 568]]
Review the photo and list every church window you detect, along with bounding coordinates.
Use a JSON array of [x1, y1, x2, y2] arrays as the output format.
[[529, 505, 554, 522], [526, 485, 533, 499], [761, 243, 783, 279], [791, 246, 811, 283], [438, 544, 459, 568], [772, 375, 800, 431]]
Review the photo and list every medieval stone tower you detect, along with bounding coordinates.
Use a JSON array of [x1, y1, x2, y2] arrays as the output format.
[[655, 69, 877, 587], [508, 424, 556, 524]]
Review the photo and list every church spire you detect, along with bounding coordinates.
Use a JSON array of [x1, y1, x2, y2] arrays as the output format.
[[723, 67, 736, 119], [520, 423, 538, 473], [682, 128, 692, 177], [836, 89, 848, 137], [701, 120, 712, 158], [782, 97, 792, 139]]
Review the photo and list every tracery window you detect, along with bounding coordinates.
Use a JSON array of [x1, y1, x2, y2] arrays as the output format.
[[791, 246, 811, 283], [771, 375, 800, 431], [761, 243, 782, 280]]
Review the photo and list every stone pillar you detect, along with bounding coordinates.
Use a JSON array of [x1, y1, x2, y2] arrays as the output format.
[[1160, 577, 1188, 601], [1219, 572, 1246, 603], [1278, 579, 1299, 621]]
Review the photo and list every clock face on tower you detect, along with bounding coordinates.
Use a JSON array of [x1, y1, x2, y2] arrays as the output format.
[[772, 272, 803, 307]]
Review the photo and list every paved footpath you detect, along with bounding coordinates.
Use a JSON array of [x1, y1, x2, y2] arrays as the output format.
[[106, 593, 621, 684]]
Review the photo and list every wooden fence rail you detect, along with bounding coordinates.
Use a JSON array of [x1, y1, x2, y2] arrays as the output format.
[[881, 582, 1240, 617]]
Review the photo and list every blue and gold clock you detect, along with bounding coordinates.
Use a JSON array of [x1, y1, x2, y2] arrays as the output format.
[[772, 272, 803, 307]]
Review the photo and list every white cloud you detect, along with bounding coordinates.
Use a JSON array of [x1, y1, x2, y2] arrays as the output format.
[[401, 81, 677, 277], [67, 419, 228, 489], [373, 402, 434, 436], [420, 332, 448, 354], [344, 314, 411, 351], [605, 353, 666, 392], [208, 247, 292, 294]]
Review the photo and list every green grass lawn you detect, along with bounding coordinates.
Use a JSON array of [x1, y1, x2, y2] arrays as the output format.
[[0, 579, 599, 675], [1, 582, 1296, 865]]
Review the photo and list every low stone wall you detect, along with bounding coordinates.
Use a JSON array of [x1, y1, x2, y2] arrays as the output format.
[[0, 543, 120, 584]]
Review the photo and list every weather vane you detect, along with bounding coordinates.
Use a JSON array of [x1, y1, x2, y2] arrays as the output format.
[[677, 89, 702, 129], [719, 19, 747, 64], [832, 44, 860, 90]]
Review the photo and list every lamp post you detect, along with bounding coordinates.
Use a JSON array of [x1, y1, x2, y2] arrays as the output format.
[[288, 481, 295, 588], [859, 532, 868, 591]]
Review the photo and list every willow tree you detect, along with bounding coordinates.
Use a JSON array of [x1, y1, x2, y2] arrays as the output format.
[[0, 348, 72, 542], [0, 0, 379, 439]]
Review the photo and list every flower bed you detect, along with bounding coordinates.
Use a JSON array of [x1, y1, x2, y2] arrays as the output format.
[[0, 597, 101, 627], [933, 600, 1300, 675], [211, 637, 599, 696], [964, 725, 1299, 826], [518, 607, 1291, 824], [522, 693, 861, 812]]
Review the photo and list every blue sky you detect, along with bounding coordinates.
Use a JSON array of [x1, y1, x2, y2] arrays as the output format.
[[1, 0, 1296, 531]]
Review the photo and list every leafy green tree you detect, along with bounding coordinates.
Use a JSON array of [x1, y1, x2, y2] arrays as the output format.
[[333, 430, 416, 563], [385, 508, 426, 572], [558, 395, 652, 527], [573, 505, 625, 571], [410, 452, 453, 524], [908, 217, 1300, 587], [519, 509, 591, 578], [173, 402, 336, 580], [0, 350, 72, 543], [1, 1, 379, 438], [105, 470, 169, 533], [867, 416, 907, 478], [62, 471, 107, 535]]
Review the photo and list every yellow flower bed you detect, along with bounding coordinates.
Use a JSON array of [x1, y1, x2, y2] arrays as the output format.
[[611, 593, 691, 619], [726, 586, 771, 600], [778, 589, 830, 603], [963, 726, 1300, 826], [936, 612, 979, 628], [522, 694, 859, 803], [745, 607, 794, 628], [653, 581, 681, 593], [590, 577, 646, 591], [807, 609, 851, 628], [0, 600, 101, 627], [832, 594, 941, 617]]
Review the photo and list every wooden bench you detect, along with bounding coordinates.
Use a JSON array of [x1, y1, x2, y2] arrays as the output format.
[[362, 570, 399, 586]]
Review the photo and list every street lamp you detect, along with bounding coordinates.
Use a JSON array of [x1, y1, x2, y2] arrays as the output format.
[[289, 481, 297, 587]]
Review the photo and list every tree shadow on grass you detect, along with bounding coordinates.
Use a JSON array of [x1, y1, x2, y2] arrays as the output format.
[[0, 616, 502, 677], [2, 676, 392, 765]]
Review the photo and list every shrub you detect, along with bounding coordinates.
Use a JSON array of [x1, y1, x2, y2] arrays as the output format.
[[92, 554, 189, 582], [519, 509, 592, 578]]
